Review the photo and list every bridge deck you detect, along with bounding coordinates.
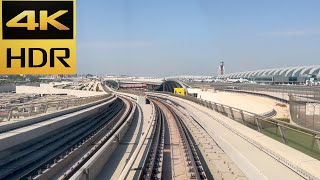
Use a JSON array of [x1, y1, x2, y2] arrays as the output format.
[[169, 95, 310, 180]]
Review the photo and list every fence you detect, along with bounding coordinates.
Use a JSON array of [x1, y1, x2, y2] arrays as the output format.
[[0, 94, 111, 121], [210, 83, 320, 99], [210, 83, 320, 131], [169, 93, 320, 161], [219, 89, 289, 103], [289, 95, 320, 132]]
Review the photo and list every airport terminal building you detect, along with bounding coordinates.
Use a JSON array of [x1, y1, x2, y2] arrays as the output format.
[[216, 65, 320, 84]]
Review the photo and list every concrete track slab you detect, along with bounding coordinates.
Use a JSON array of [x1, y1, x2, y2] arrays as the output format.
[[97, 103, 152, 180], [169, 96, 305, 180]]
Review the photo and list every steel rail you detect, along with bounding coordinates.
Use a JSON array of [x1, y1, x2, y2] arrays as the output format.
[[140, 101, 165, 180], [164, 102, 207, 180], [0, 101, 120, 168], [0, 94, 116, 134], [59, 96, 135, 180], [0, 94, 111, 121], [148, 97, 207, 180], [0, 99, 122, 180]]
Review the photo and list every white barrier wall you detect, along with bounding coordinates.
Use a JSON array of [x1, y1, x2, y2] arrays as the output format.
[[16, 85, 106, 97]]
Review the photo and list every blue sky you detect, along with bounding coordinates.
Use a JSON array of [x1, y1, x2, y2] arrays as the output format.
[[77, 0, 320, 76]]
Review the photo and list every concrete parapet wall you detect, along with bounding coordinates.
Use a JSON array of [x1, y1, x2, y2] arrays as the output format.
[[16, 85, 105, 97], [70, 103, 136, 180]]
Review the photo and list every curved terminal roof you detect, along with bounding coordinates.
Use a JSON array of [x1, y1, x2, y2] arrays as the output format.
[[216, 65, 320, 79]]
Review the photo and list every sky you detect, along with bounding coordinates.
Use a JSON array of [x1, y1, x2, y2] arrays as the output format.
[[77, 0, 320, 76]]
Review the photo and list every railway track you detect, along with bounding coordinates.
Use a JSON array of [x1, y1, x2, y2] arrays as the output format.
[[0, 94, 116, 134], [140, 101, 165, 180], [158, 95, 247, 180], [58, 96, 135, 180], [0, 96, 136, 180], [142, 97, 207, 179]]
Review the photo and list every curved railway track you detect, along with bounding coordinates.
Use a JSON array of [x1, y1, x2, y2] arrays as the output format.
[[141, 97, 207, 179], [0, 94, 116, 134], [59, 96, 135, 180], [140, 101, 165, 180], [0, 95, 136, 180]]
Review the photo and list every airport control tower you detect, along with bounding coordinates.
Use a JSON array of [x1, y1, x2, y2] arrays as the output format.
[[218, 61, 225, 75]]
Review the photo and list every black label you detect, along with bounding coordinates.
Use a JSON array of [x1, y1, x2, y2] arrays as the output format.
[[2, 1, 74, 39]]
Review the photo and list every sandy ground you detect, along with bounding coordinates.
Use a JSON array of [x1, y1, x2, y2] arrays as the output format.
[[189, 89, 290, 119]]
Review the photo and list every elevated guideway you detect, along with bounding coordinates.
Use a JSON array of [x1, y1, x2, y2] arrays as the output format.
[[102, 83, 320, 179], [148, 93, 319, 179], [1, 81, 320, 180], [0, 83, 138, 180]]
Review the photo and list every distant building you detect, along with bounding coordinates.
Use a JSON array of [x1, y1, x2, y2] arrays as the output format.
[[86, 74, 94, 78], [218, 61, 225, 75], [216, 65, 320, 84]]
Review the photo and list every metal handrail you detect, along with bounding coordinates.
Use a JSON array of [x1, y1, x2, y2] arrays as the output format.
[[166, 92, 320, 160]]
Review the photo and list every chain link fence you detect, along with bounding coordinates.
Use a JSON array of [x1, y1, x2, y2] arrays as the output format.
[[210, 83, 320, 132], [208, 83, 320, 96], [290, 95, 320, 132]]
